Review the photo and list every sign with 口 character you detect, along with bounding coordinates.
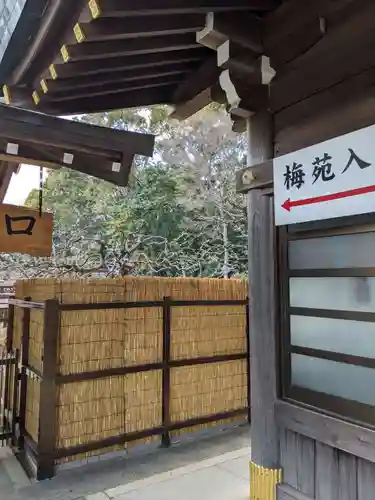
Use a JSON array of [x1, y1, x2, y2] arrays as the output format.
[[274, 124, 375, 225], [0, 204, 52, 256]]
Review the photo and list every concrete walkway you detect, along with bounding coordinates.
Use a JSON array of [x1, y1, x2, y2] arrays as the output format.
[[1, 425, 249, 500], [86, 447, 249, 500]]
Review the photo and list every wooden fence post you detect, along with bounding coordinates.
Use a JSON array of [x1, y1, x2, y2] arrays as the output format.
[[37, 299, 60, 480], [18, 298, 31, 451], [6, 303, 14, 351], [161, 296, 171, 448]]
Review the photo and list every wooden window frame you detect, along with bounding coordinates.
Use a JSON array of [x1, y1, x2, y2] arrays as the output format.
[[278, 212, 375, 428]]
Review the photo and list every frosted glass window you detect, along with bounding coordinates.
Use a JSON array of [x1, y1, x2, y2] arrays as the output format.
[[291, 354, 375, 406], [291, 315, 375, 358], [289, 232, 375, 270], [290, 277, 375, 312]]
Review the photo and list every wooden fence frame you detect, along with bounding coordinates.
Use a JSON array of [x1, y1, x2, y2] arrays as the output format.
[[8, 296, 250, 480]]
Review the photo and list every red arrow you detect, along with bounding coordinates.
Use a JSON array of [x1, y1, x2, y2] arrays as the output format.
[[282, 184, 375, 212]]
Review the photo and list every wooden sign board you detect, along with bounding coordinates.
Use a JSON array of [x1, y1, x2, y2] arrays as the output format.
[[0, 204, 52, 257], [274, 124, 375, 225]]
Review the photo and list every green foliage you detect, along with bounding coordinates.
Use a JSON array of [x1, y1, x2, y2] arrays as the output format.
[[2, 105, 247, 279]]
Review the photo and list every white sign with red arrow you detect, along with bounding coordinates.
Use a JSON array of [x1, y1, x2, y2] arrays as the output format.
[[274, 124, 375, 225]]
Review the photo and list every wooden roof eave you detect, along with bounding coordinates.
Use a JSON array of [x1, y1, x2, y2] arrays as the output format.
[[0, 104, 155, 198], [0, 0, 280, 115]]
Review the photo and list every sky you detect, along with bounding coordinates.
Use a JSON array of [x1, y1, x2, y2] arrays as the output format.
[[4, 164, 42, 205]]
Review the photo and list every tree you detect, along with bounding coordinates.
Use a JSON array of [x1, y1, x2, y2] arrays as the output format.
[[0, 105, 247, 279]]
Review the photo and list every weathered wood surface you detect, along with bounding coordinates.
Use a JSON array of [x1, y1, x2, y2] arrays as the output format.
[[278, 429, 375, 500], [270, 0, 375, 112], [266, 0, 375, 156], [278, 425, 375, 500], [236, 159, 273, 193], [277, 484, 313, 500], [276, 401, 375, 465], [265, 0, 371, 71], [247, 111, 278, 468], [0, 204, 53, 257]]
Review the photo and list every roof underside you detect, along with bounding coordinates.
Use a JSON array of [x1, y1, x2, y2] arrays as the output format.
[[0, 0, 280, 115]]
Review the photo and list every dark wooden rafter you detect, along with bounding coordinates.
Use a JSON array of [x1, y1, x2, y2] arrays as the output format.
[[2, 85, 35, 109], [0, 104, 154, 187], [58, 34, 202, 63], [78, 0, 277, 20], [170, 56, 224, 119], [42, 85, 176, 116], [40, 77, 185, 103], [43, 49, 208, 80], [71, 14, 206, 44], [2, 0, 280, 116], [39, 61, 199, 94]]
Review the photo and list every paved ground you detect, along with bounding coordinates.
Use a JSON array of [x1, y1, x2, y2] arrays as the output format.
[[0, 424, 249, 500]]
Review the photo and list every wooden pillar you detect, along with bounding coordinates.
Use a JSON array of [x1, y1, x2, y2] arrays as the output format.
[[247, 111, 281, 499]]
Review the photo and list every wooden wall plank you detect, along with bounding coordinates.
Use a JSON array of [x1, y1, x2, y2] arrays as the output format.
[[276, 401, 375, 465], [280, 429, 298, 489], [274, 65, 375, 156], [358, 459, 375, 500], [338, 453, 357, 500], [296, 435, 315, 498], [265, 0, 362, 70], [315, 442, 339, 500], [270, 0, 375, 112]]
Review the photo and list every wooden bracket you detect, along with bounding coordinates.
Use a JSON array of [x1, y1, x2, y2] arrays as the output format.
[[236, 159, 273, 193]]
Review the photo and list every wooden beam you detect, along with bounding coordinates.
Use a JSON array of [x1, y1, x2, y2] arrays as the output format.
[[72, 14, 205, 43], [217, 40, 261, 80], [40, 62, 197, 94], [80, 0, 277, 19], [0, 104, 154, 159], [236, 160, 273, 193], [44, 49, 206, 80], [0, 140, 132, 186], [170, 81, 226, 120], [58, 33, 202, 62], [39, 77, 183, 102], [173, 56, 220, 104], [247, 111, 279, 469], [1, 85, 35, 108], [197, 11, 263, 53], [219, 69, 268, 118], [39, 85, 175, 115]]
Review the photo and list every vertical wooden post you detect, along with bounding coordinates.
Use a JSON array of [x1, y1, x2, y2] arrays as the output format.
[[18, 298, 31, 450], [37, 299, 60, 480], [4, 302, 15, 435], [161, 296, 171, 448], [245, 298, 251, 424], [6, 303, 14, 351], [247, 112, 281, 498], [11, 348, 20, 444]]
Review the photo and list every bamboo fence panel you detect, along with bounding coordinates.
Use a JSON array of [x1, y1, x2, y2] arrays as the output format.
[[14, 277, 248, 464]]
